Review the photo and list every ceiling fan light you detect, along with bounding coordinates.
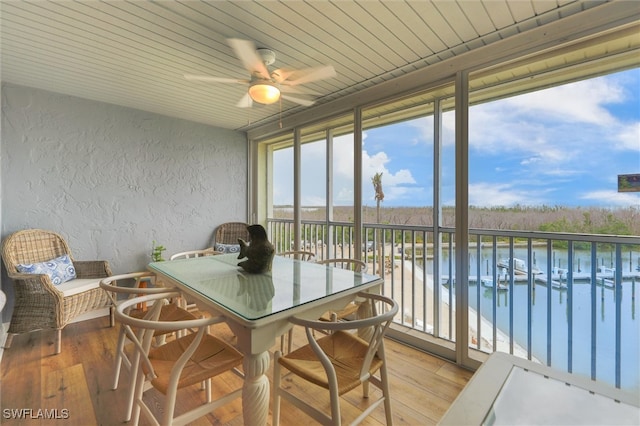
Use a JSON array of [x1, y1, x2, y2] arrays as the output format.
[[248, 81, 280, 104]]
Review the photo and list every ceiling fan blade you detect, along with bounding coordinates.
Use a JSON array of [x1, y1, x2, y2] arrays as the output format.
[[271, 68, 295, 83], [236, 93, 254, 108], [227, 38, 270, 79], [184, 74, 249, 84], [281, 94, 315, 107], [279, 85, 321, 96], [282, 65, 336, 86]]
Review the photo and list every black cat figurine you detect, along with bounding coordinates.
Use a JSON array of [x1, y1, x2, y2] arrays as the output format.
[[237, 224, 275, 274]]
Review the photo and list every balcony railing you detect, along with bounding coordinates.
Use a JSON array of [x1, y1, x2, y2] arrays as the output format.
[[267, 218, 640, 392]]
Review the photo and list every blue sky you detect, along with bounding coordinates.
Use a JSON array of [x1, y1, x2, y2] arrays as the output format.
[[275, 68, 640, 209]]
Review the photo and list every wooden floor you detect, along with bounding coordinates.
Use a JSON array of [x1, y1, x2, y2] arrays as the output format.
[[0, 316, 473, 425]]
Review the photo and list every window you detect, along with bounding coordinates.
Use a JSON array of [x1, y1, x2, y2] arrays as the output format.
[[254, 26, 640, 388]]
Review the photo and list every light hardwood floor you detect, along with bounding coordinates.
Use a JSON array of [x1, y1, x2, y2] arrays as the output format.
[[0, 316, 473, 425]]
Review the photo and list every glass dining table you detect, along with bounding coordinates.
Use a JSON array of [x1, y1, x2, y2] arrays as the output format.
[[148, 253, 383, 426]]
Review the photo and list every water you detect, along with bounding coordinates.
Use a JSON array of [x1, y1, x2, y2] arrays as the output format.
[[427, 247, 640, 391], [469, 279, 639, 391]]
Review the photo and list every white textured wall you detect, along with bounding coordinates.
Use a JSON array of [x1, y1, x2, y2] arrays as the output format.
[[1, 83, 247, 281]]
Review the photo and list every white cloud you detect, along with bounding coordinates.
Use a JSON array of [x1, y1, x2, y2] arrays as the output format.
[[539, 167, 583, 178], [361, 145, 418, 204], [520, 156, 542, 165], [504, 78, 623, 126], [615, 122, 640, 151], [364, 150, 389, 172], [332, 134, 356, 178], [407, 116, 434, 145], [470, 75, 638, 159], [362, 150, 415, 186], [302, 133, 421, 205], [335, 187, 353, 204], [300, 194, 326, 206], [468, 182, 544, 207], [580, 190, 640, 207]]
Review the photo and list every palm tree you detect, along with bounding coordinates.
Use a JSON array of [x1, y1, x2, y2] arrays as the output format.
[[372, 172, 384, 222], [371, 173, 384, 271]]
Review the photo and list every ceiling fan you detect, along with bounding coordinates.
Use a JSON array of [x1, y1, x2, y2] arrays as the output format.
[[184, 38, 336, 108]]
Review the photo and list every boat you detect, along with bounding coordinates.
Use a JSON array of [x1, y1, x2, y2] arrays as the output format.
[[481, 278, 508, 291], [497, 258, 542, 275], [597, 277, 616, 289], [550, 280, 568, 290], [597, 266, 615, 276], [552, 266, 568, 276]]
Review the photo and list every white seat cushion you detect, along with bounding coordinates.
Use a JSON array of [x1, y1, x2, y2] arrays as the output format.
[[56, 278, 102, 297]]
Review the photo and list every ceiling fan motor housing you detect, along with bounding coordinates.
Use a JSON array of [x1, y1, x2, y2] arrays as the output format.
[[256, 48, 276, 66]]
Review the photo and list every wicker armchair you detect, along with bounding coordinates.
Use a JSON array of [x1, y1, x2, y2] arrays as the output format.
[[1, 229, 112, 354], [212, 222, 251, 253]]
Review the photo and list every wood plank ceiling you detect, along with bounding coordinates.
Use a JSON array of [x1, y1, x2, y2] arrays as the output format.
[[0, 1, 609, 132]]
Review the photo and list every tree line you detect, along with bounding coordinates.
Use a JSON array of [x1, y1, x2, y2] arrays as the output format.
[[275, 205, 639, 236]]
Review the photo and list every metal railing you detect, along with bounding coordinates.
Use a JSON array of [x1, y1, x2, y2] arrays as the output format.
[[268, 218, 640, 391]]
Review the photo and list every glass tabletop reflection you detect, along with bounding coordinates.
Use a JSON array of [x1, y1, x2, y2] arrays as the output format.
[[148, 254, 379, 321]]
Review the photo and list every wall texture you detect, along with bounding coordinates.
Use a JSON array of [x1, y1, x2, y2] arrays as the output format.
[[1, 84, 247, 317]]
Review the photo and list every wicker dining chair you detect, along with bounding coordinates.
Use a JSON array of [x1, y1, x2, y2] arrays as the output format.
[[0, 289, 6, 314], [1, 229, 112, 354], [116, 291, 244, 426], [278, 250, 317, 353], [316, 258, 369, 322], [273, 292, 398, 426], [212, 222, 251, 254], [316, 258, 369, 273], [169, 247, 221, 260], [282, 258, 371, 354], [279, 250, 316, 261], [100, 272, 199, 422], [169, 247, 221, 311]]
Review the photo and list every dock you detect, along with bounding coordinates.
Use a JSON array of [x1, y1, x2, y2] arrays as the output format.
[[442, 270, 640, 291]]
